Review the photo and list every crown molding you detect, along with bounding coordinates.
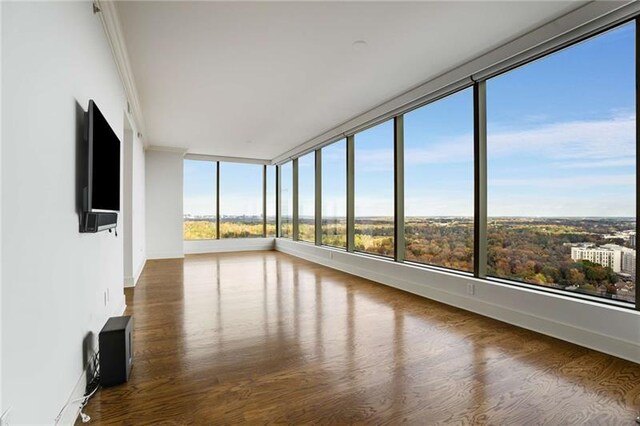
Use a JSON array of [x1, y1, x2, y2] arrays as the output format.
[[95, 0, 148, 146], [185, 153, 272, 165], [147, 145, 189, 155]]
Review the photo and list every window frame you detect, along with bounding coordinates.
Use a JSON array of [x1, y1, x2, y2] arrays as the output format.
[[274, 16, 638, 310], [320, 139, 348, 250], [218, 161, 265, 239], [353, 118, 396, 259], [183, 159, 273, 240]]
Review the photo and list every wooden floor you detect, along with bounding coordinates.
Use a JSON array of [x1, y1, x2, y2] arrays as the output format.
[[83, 251, 640, 425]]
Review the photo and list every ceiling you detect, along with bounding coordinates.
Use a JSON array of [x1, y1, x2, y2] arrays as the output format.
[[116, 1, 583, 161]]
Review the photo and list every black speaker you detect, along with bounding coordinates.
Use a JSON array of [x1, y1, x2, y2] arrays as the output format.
[[99, 315, 133, 387], [81, 211, 117, 233]]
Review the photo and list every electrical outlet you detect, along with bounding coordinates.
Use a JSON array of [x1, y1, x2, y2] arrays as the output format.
[[107, 288, 110, 303], [1, 407, 12, 426], [104, 291, 107, 306], [467, 283, 475, 296]]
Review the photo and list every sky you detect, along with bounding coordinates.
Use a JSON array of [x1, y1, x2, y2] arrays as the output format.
[[322, 139, 347, 220], [298, 153, 315, 218], [185, 21, 636, 219], [184, 160, 264, 217], [280, 162, 292, 221], [184, 159, 216, 217]]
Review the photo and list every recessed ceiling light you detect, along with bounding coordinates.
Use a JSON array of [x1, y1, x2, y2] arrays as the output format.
[[352, 40, 368, 52]]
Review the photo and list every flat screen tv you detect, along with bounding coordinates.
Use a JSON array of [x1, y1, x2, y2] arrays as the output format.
[[80, 100, 120, 233], [87, 99, 120, 212]]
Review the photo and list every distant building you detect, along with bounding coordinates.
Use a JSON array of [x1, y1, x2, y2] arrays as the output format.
[[621, 250, 636, 276], [603, 230, 636, 246], [571, 246, 621, 272], [570, 244, 635, 276]]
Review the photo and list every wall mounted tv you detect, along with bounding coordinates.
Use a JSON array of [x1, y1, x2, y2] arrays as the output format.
[[81, 100, 121, 233]]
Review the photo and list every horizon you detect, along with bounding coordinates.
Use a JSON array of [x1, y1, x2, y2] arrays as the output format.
[[184, 214, 637, 220]]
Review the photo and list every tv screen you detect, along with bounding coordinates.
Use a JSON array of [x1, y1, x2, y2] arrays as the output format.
[[88, 100, 120, 212]]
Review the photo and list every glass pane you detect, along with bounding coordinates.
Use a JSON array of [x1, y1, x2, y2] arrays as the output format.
[[183, 160, 216, 240], [404, 88, 474, 272], [280, 162, 293, 238], [487, 22, 636, 304], [355, 120, 394, 257], [219, 162, 263, 238], [322, 139, 347, 248], [266, 166, 276, 237], [298, 153, 315, 242]]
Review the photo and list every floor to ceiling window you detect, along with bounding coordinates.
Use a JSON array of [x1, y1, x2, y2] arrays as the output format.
[[183, 159, 217, 240], [280, 162, 293, 238], [266, 165, 276, 237], [322, 139, 347, 248], [404, 88, 474, 272], [354, 120, 395, 257], [269, 19, 637, 309], [487, 21, 636, 304], [298, 152, 316, 242], [219, 162, 263, 238]]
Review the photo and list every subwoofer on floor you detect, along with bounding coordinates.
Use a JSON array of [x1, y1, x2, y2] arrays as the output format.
[[99, 315, 133, 387]]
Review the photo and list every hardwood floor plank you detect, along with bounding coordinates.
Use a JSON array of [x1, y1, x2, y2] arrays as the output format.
[[82, 251, 640, 425]]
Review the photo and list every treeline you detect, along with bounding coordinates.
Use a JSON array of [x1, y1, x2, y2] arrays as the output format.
[[184, 220, 276, 239], [186, 218, 633, 301], [321, 218, 631, 299]]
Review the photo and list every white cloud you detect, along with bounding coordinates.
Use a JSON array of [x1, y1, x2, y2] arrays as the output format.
[[352, 114, 635, 176], [405, 137, 473, 165], [322, 147, 346, 163], [354, 148, 395, 172], [552, 158, 636, 169], [355, 113, 635, 171], [488, 114, 635, 161], [353, 140, 473, 173]]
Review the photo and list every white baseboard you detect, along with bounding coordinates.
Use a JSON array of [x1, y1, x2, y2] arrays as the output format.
[[275, 239, 640, 364], [55, 358, 91, 425], [124, 258, 147, 288], [134, 258, 146, 283], [184, 237, 275, 254], [116, 301, 127, 317], [146, 251, 184, 260]]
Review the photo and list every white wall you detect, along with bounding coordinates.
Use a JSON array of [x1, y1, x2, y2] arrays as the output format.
[[123, 128, 134, 283], [2, 2, 127, 423], [123, 124, 146, 286], [146, 150, 184, 259], [131, 130, 146, 282], [276, 239, 640, 364], [184, 238, 275, 254], [0, 0, 3, 418]]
